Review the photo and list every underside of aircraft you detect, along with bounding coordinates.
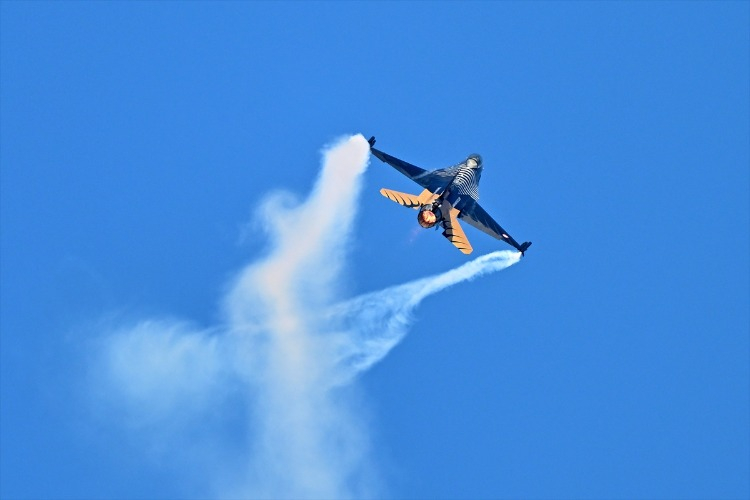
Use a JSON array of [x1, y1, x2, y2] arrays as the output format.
[[368, 136, 531, 256]]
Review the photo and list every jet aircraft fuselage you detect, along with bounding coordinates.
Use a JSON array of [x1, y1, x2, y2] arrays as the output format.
[[368, 136, 531, 256]]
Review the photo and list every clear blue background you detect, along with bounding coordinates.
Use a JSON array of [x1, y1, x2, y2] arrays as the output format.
[[2, 2, 748, 498]]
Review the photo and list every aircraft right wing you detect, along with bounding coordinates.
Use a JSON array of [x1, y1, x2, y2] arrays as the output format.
[[459, 199, 532, 255]]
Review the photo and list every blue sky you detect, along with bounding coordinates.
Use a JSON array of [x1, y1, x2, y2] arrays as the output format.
[[1, 2, 748, 499]]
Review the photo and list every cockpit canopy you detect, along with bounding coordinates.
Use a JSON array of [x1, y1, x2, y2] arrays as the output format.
[[466, 154, 483, 168]]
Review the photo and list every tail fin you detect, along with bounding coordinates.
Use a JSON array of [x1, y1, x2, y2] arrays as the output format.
[[519, 241, 532, 256]]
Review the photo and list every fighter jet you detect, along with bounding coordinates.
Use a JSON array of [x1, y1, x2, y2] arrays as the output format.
[[368, 136, 531, 256]]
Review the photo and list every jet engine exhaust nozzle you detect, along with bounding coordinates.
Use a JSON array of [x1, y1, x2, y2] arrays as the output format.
[[417, 206, 441, 229]]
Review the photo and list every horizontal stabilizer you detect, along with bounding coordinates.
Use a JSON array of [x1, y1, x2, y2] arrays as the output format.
[[417, 189, 438, 205], [443, 207, 473, 254], [519, 241, 532, 256], [380, 188, 423, 208]]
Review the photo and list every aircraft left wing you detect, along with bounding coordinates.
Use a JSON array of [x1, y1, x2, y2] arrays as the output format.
[[370, 147, 428, 180], [369, 137, 458, 194], [459, 200, 532, 255]]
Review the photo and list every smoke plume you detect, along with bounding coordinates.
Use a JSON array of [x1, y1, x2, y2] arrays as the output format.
[[93, 134, 521, 499]]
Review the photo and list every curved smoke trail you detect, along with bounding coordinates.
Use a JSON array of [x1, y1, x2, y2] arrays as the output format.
[[93, 134, 522, 499], [330, 250, 521, 383]]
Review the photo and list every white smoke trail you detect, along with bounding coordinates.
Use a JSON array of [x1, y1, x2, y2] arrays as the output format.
[[92, 134, 522, 499], [330, 250, 521, 383], [220, 135, 373, 499]]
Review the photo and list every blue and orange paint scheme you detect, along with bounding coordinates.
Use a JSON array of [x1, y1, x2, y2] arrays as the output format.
[[369, 136, 531, 256]]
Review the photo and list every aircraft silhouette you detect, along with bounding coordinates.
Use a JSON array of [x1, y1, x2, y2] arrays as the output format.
[[369, 136, 531, 255]]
